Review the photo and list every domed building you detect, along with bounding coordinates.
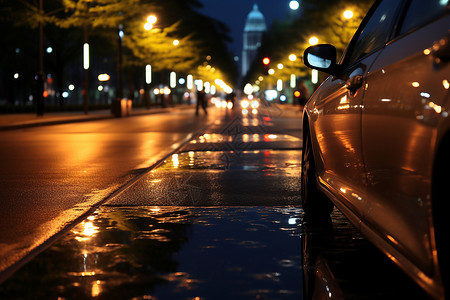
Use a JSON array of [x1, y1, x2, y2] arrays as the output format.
[[242, 4, 267, 77]]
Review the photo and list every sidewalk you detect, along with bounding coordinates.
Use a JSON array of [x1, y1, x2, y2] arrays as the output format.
[[0, 105, 194, 131]]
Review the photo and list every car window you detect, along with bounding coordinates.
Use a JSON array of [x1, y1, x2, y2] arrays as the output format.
[[398, 0, 449, 35], [347, 0, 403, 65]]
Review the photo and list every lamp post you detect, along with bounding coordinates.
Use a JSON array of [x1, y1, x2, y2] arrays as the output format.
[[289, 54, 297, 89], [117, 24, 124, 101], [83, 25, 89, 114], [36, 0, 45, 116], [144, 15, 164, 107]]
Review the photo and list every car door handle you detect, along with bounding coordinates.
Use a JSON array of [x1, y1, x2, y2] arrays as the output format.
[[346, 75, 364, 95]]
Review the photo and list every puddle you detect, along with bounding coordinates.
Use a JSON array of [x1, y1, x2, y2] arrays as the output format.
[[185, 132, 301, 152], [0, 207, 303, 300], [190, 133, 300, 144], [107, 150, 301, 206], [158, 150, 301, 171]]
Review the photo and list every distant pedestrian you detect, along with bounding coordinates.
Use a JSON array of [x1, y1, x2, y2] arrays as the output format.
[[196, 89, 207, 115]]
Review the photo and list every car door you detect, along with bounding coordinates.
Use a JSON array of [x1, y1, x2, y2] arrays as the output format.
[[310, 0, 403, 218], [361, 0, 450, 279]]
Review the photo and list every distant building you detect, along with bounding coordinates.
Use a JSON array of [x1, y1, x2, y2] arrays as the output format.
[[242, 4, 267, 77]]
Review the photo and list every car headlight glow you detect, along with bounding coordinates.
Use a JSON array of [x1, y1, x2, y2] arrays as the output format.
[[251, 100, 259, 109]]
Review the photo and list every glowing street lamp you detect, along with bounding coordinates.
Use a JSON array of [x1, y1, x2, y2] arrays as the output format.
[[289, 0, 299, 10], [290, 74, 296, 88], [170, 72, 176, 88], [83, 43, 89, 70], [289, 54, 297, 62], [343, 10, 354, 20], [309, 36, 319, 45], [144, 15, 157, 30], [98, 74, 110, 82], [309, 37, 319, 84], [312, 69, 318, 84]]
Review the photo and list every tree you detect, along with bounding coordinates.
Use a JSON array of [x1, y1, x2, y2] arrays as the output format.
[[124, 20, 199, 73]]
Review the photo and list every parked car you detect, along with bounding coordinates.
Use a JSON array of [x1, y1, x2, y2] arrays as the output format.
[[301, 0, 449, 299]]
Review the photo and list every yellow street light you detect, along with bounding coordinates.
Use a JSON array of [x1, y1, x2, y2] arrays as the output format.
[[289, 54, 297, 62], [343, 10, 354, 20], [98, 73, 110, 81], [309, 36, 319, 45], [147, 15, 157, 24], [144, 15, 157, 30]]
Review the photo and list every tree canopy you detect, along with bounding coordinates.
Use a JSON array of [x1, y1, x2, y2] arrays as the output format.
[[0, 0, 238, 97]]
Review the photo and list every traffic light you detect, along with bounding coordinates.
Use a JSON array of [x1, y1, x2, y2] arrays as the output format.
[[294, 90, 301, 105], [262, 57, 270, 74]]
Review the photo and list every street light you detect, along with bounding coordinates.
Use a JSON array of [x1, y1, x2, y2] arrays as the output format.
[[309, 36, 319, 45], [145, 65, 152, 84], [144, 15, 157, 30], [289, 0, 299, 10], [117, 24, 124, 101], [83, 43, 90, 70], [309, 37, 319, 84], [343, 10, 354, 20]]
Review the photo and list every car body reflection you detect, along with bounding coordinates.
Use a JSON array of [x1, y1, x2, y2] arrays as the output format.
[[302, 209, 432, 300]]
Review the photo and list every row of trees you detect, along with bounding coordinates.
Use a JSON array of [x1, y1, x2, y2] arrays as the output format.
[[0, 0, 238, 109], [243, 0, 374, 90]]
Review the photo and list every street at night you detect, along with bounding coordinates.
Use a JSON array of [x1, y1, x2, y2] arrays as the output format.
[[1, 0, 449, 299], [0, 105, 433, 299]]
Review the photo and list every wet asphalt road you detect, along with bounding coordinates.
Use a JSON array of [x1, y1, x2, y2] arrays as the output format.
[[0, 104, 432, 299]]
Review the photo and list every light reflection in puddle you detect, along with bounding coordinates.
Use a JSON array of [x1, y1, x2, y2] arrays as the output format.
[[0, 207, 303, 299], [190, 133, 300, 144], [159, 150, 302, 172]]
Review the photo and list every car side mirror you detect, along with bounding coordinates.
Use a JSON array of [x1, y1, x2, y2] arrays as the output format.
[[303, 44, 340, 76]]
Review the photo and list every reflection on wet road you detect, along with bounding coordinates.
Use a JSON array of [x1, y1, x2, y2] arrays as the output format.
[[107, 150, 301, 207], [0, 206, 303, 299], [0, 206, 432, 299], [302, 210, 432, 300]]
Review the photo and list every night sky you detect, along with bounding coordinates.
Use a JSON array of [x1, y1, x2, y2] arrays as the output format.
[[197, 0, 294, 58]]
